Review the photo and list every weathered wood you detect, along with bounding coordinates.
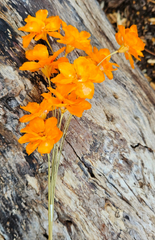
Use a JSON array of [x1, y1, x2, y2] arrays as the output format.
[[0, 0, 155, 239]]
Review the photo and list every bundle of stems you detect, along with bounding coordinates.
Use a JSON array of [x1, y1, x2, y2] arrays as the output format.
[[47, 110, 72, 240]]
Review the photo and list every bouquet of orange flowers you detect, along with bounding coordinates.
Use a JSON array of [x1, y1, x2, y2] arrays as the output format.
[[18, 9, 145, 240]]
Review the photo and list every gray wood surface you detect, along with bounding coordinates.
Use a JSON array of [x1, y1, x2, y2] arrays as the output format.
[[0, 0, 155, 239]]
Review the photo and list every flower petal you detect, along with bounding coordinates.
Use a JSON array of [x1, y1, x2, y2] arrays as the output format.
[[67, 100, 91, 117], [18, 133, 38, 144], [19, 62, 41, 71], [22, 33, 36, 48], [28, 117, 45, 133], [19, 21, 45, 32], [20, 102, 40, 113], [37, 139, 54, 154], [75, 82, 94, 99], [35, 9, 48, 21], [19, 113, 39, 123], [26, 44, 49, 60], [58, 62, 76, 78], [26, 140, 41, 155], [45, 117, 57, 134], [45, 16, 61, 31], [48, 32, 62, 38]]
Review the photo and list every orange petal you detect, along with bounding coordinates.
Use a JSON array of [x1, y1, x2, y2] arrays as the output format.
[[18, 133, 38, 144], [55, 83, 76, 96], [118, 25, 125, 35], [75, 82, 94, 99], [49, 47, 66, 63], [22, 33, 36, 48], [26, 140, 41, 155], [93, 70, 105, 83], [45, 117, 57, 134], [20, 102, 39, 113], [28, 117, 45, 133], [65, 45, 75, 55], [19, 21, 45, 33], [80, 30, 91, 39], [48, 87, 64, 101], [53, 128, 63, 143], [47, 126, 62, 139], [51, 57, 69, 67], [51, 74, 73, 84], [19, 113, 39, 123], [115, 32, 123, 46], [48, 32, 62, 38], [34, 32, 47, 41], [74, 57, 91, 78], [26, 44, 49, 60], [19, 62, 40, 71], [36, 9, 48, 21], [125, 52, 134, 69], [58, 62, 76, 78], [130, 25, 138, 34], [24, 15, 36, 23], [67, 100, 91, 117], [45, 16, 61, 31], [37, 139, 54, 154]]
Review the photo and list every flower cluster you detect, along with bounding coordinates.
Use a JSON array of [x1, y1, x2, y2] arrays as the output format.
[[18, 9, 145, 155]]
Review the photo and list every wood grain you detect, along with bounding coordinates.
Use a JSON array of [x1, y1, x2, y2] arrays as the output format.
[[0, 0, 155, 239]]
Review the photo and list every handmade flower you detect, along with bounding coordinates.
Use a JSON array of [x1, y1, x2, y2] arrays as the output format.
[[18, 117, 63, 155], [42, 84, 91, 117], [19, 99, 53, 123], [18, 9, 62, 48], [51, 57, 105, 99], [57, 21, 92, 55], [115, 25, 145, 68], [19, 45, 68, 78], [88, 47, 119, 80]]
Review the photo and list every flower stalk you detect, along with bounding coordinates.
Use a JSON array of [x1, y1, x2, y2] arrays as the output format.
[[47, 111, 72, 239], [97, 50, 118, 67]]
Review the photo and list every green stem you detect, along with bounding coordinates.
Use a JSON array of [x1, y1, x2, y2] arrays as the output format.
[[97, 50, 118, 67], [56, 113, 72, 174], [47, 113, 72, 240], [47, 153, 52, 240], [51, 112, 64, 199]]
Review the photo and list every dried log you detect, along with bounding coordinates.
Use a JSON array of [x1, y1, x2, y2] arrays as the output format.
[[0, 0, 155, 239]]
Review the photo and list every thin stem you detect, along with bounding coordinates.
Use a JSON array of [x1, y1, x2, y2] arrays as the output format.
[[52, 112, 64, 195], [47, 153, 52, 240], [46, 38, 53, 54], [47, 113, 72, 240], [59, 111, 64, 129], [48, 77, 51, 87], [97, 50, 118, 67], [57, 108, 60, 125], [56, 113, 72, 174], [54, 107, 56, 118]]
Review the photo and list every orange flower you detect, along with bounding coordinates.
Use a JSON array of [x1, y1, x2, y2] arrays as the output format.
[[18, 9, 62, 48], [88, 47, 119, 80], [57, 21, 92, 55], [19, 99, 53, 123], [51, 57, 105, 99], [42, 84, 91, 117], [18, 117, 63, 155], [19, 44, 68, 78], [115, 25, 145, 68]]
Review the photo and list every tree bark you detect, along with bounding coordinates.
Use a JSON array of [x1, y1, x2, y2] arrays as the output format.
[[0, 0, 155, 239]]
